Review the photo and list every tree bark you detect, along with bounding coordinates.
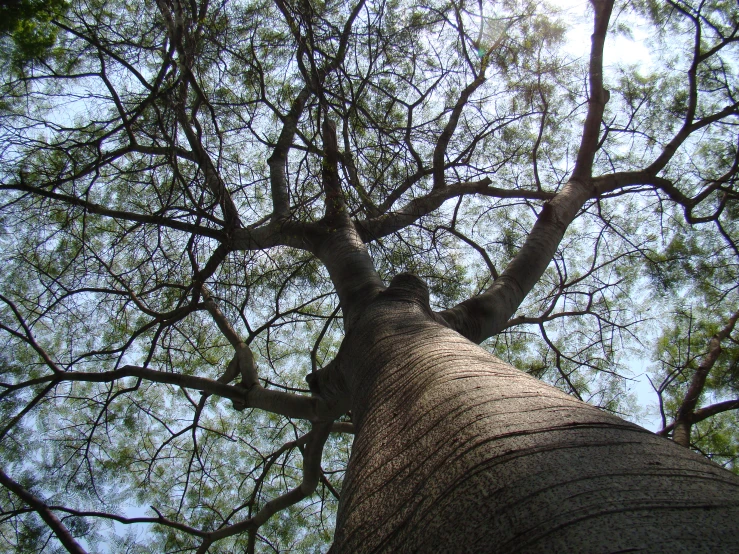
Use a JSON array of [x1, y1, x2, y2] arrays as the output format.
[[330, 275, 739, 553]]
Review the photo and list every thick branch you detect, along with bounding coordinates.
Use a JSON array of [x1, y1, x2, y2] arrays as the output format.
[[692, 399, 739, 423], [672, 310, 739, 447], [592, 171, 675, 196], [267, 86, 312, 219], [8, 366, 332, 421], [322, 118, 344, 221], [432, 74, 487, 189], [202, 291, 259, 388], [571, 0, 614, 181], [660, 398, 739, 438], [195, 421, 333, 550], [0, 468, 88, 554], [437, 179, 593, 343], [231, 220, 317, 251], [357, 178, 554, 241], [2, 184, 224, 240], [314, 222, 384, 331], [436, 1, 614, 342]]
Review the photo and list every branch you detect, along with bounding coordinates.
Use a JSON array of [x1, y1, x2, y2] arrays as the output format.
[[639, 0, 739, 180], [691, 399, 739, 423], [322, 118, 344, 221], [432, 73, 488, 189], [357, 178, 553, 241], [435, 1, 615, 343], [33, 420, 346, 550], [439, 226, 498, 279], [202, 289, 259, 388], [0, 468, 88, 554], [266, 0, 368, 221], [195, 421, 333, 551], [0, 294, 63, 374], [571, 0, 614, 181], [16, 420, 351, 552], [672, 310, 739, 447], [1, 184, 224, 240], [47, 505, 207, 538], [267, 86, 312, 219], [4, 365, 333, 421], [0, 382, 56, 441], [153, 7, 243, 231]]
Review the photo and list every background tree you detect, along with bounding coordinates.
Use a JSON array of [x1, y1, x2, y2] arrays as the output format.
[[1, 0, 738, 551]]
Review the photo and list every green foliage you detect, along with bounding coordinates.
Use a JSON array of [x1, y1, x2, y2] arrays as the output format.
[[0, 0, 68, 68], [0, 0, 738, 549]]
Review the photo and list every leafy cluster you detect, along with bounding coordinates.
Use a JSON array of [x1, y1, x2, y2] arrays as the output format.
[[0, 0, 738, 550]]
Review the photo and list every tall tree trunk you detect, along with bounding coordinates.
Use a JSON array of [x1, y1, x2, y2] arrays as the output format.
[[330, 276, 739, 552]]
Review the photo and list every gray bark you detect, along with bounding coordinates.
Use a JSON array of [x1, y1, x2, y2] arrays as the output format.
[[330, 275, 739, 553]]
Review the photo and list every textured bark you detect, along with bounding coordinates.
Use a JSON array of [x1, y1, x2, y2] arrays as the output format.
[[331, 276, 739, 553], [315, 222, 384, 332]]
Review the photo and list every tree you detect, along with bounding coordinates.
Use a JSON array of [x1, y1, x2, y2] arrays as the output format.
[[0, 0, 68, 67], [1, 0, 739, 550]]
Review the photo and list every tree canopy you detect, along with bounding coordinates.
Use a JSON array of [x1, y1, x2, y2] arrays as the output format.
[[1, 0, 738, 551]]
